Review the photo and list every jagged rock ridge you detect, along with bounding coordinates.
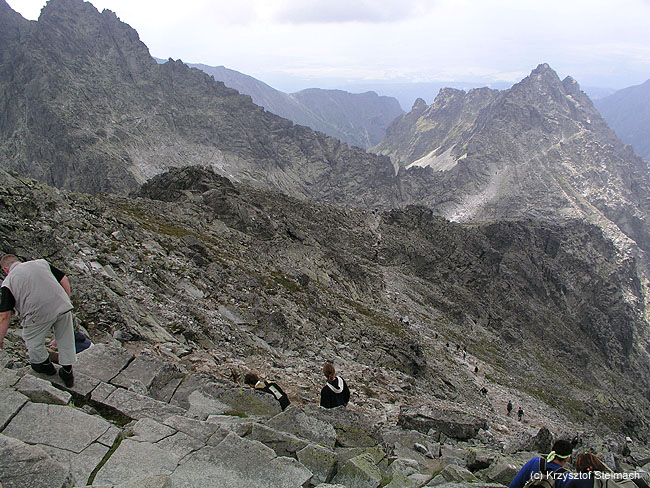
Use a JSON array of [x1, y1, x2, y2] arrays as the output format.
[[0, 0, 398, 206], [373, 65, 650, 256], [184, 62, 404, 149]]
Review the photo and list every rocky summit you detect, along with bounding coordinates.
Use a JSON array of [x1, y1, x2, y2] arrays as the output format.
[[372, 65, 650, 255], [1, 166, 650, 486], [0, 0, 398, 207]]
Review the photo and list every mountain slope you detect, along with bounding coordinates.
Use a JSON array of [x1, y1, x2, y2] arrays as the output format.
[[2, 166, 649, 441], [0, 0, 398, 205], [185, 63, 404, 149], [594, 79, 650, 161], [374, 65, 650, 253]]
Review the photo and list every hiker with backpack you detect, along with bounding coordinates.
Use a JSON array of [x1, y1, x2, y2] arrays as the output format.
[[567, 452, 649, 488], [507, 401, 513, 416], [244, 371, 290, 411], [509, 439, 574, 488], [518, 406, 524, 421]]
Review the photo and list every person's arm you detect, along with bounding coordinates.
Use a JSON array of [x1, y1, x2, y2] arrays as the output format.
[[0, 311, 10, 350], [59, 276, 71, 297], [50, 264, 71, 297]]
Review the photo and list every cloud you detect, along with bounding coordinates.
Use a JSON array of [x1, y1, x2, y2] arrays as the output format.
[[270, 0, 429, 24]]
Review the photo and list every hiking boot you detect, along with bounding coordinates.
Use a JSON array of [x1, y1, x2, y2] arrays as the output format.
[[31, 359, 56, 376], [58, 366, 74, 388]]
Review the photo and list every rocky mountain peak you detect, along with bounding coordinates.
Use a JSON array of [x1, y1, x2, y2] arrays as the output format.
[[411, 97, 428, 111]]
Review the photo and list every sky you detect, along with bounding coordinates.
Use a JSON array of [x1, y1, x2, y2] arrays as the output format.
[[8, 0, 650, 94]]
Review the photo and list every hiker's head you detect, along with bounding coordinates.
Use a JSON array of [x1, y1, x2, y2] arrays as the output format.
[[244, 372, 259, 386], [323, 363, 335, 381], [575, 453, 608, 473], [548, 439, 574, 465], [0, 254, 20, 275]]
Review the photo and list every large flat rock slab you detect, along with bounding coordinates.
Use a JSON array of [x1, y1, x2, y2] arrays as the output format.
[[3, 403, 112, 454], [171, 432, 312, 488], [93, 383, 187, 422], [266, 406, 337, 449], [0, 433, 73, 488], [93, 438, 182, 486], [75, 343, 135, 383], [42, 442, 110, 487], [398, 405, 488, 441], [0, 387, 28, 430], [16, 374, 71, 405], [111, 353, 184, 402]]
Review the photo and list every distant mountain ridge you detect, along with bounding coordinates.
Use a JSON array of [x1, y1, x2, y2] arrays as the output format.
[[181, 62, 404, 149], [594, 79, 650, 161], [0, 0, 399, 206], [374, 64, 650, 253], [2, 0, 650, 259]]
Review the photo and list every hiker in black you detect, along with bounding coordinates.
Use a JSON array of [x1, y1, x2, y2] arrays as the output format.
[[518, 406, 524, 421], [507, 401, 513, 416], [244, 372, 290, 410], [320, 363, 350, 409]]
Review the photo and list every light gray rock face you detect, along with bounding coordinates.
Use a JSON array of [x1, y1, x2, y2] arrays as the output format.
[[3, 403, 112, 453], [398, 405, 488, 441], [297, 443, 338, 484], [267, 406, 338, 449], [94, 384, 187, 422], [250, 423, 310, 457], [93, 438, 181, 486], [332, 452, 383, 488], [75, 343, 135, 383], [171, 432, 313, 488], [15, 374, 72, 405], [218, 387, 283, 418], [0, 387, 28, 429], [427, 464, 478, 486], [0, 434, 73, 488]]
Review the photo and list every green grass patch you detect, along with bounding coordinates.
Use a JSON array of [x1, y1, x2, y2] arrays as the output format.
[[224, 410, 249, 418]]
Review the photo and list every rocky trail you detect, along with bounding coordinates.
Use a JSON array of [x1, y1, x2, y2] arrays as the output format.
[[2, 341, 649, 488]]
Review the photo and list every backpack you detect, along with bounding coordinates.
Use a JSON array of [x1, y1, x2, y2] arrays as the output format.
[[523, 458, 567, 488]]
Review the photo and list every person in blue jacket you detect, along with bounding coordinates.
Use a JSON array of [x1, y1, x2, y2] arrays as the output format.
[[509, 439, 574, 488]]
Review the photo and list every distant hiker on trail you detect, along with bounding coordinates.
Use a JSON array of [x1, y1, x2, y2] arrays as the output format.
[[474, 365, 479, 374], [481, 387, 488, 395], [509, 439, 574, 488], [320, 363, 350, 409], [507, 401, 513, 416], [0, 254, 76, 388], [518, 406, 524, 421], [244, 372, 290, 410]]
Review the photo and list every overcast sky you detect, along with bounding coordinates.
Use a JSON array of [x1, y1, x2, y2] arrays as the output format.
[[8, 0, 650, 92]]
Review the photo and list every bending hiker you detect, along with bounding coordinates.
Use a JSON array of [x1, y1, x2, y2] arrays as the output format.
[[518, 406, 524, 421], [244, 371, 290, 410], [509, 439, 574, 488], [0, 254, 76, 387], [507, 401, 513, 416], [320, 363, 350, 408]]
